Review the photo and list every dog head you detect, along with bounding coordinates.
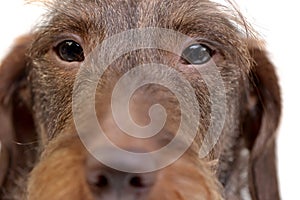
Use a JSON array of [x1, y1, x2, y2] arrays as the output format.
[[0, 1, 281, 199]]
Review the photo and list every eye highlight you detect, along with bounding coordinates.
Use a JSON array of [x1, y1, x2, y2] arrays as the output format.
[[54, 40, 85, 62], [181, 43, 214, 65]]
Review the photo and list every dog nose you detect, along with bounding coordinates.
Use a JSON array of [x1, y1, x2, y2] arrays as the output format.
[[86, 150, 157, 199]]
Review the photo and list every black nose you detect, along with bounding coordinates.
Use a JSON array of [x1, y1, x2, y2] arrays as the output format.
[[86, 149, 157, 200]]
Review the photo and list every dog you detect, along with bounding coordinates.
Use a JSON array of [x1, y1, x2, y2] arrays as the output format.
[[0, 0, 281, 199]]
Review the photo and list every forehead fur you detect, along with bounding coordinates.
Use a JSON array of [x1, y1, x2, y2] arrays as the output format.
[[37, 0, 253, 35], [30, 0, 255, 70]]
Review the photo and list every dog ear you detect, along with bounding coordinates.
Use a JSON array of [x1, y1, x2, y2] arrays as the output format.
[[0, 35, 37, 187], [242, 39, 281, 200]]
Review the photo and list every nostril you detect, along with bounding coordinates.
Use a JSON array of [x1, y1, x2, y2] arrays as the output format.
[[86, 168, 111, 189], [127, 173, 156, 189], [129, 176, 145, 188], [94, 174, 109, 188]]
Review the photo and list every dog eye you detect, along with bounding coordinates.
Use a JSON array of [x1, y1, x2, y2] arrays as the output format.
[[181, 44, 213, 65], [55, 40, 85, 62]]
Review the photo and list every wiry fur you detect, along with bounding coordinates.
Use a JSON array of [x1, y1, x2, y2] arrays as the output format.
[[0, 0, 281, 200]]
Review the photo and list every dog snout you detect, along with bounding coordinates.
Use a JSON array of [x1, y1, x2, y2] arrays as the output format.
[[86, 149, 157, 199]]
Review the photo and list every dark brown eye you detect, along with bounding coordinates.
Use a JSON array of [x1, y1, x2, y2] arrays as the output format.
[[181, 44, 213, 65], [54, 40, 84, 62]]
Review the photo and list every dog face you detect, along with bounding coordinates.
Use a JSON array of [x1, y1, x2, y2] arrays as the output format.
[[0, 1, 281, 200]]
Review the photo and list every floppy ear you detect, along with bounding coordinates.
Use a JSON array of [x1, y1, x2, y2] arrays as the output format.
[[242, 39, 281, 200], [0, 35, 37, 187]]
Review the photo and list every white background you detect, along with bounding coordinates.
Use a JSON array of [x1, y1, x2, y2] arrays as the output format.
[[0, 1, 299, 199]]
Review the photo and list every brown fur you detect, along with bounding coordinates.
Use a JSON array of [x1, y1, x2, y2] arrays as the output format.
[[0, 0, 281, 199]]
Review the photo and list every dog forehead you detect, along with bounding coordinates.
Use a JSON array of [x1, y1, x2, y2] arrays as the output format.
[[32, 0, 251, 73], [44, 0, 223, 32], [38, 0, 248, 56]]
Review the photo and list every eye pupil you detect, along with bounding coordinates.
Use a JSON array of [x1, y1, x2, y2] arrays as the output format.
[[181, 44, 213, 65], [55, 40, 84, 62]]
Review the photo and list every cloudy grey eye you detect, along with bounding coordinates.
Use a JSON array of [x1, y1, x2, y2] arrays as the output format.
[[181, 44, 213, 65], [54, 40, 85, 62]]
